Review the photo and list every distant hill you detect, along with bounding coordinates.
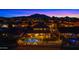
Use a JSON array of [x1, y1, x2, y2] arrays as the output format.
[[8, 14, 51, 21], [0, 14, 79, 22], [29, 14, 51, 19]]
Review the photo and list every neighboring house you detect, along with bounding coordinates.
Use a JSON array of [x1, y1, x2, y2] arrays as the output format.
[[21, 22, 51, 40]]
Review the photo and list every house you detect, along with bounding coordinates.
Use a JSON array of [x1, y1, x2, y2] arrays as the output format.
[[17, 22, 51, 45], [60, 21, 79, 27], [22, 22, 51, 40], [58, 27, 79, 39]]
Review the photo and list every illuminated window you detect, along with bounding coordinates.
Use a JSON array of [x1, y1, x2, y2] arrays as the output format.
[[65, 25, 68, 27], [40, 28, 42, 30], [34, 28, 44, 30], [2, 33, 7, 36], [35, 34, 39, 36], [34, 28, 39, 30], [44, 28, 46, 30], [2, 24, 8, 28], [40, 33, 44, 35], [51, 24, 54, 27], [12, 24, 16, 27], [69, 25, 73, 27]]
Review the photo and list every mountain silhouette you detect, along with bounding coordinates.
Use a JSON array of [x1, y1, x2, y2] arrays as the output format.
[[0, 14, 79, 22], [28, 14, 51, 20]]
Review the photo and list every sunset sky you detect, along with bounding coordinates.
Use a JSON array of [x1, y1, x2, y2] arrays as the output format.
[[0, 9, 79, 17]]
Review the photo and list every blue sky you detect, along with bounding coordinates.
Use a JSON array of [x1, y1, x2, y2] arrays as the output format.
[[0, 9, 79, 17]]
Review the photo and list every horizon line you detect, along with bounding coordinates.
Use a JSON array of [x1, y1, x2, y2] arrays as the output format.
[[0, 13, 79, 18]]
